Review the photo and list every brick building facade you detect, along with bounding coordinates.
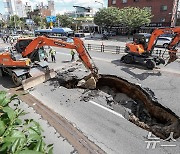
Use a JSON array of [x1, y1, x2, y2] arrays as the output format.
[[108, 0, 179, 28]]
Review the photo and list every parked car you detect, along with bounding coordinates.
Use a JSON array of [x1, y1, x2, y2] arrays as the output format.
[[159, 33, 174, 38], [155, 37, 172, 48]]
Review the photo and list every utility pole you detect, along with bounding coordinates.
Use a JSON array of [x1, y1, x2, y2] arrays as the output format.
[[171, 0, 179, 27], [58, 18, 60, 27], [14, 16, 17, 30]]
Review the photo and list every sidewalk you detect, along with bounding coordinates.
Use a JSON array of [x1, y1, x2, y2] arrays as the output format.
[[84, 33, 133, 42]]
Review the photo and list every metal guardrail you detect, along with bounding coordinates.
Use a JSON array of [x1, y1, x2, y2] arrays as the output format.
[[85, 44, 125, 54], [85, 43, 180, 59]]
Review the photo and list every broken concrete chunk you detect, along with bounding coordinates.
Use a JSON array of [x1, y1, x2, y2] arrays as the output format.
[[77, 77, 97, 89]]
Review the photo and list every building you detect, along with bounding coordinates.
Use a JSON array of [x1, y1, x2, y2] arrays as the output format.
[[35, 0, 54, 17], [14, 0, 25, 17], [40, 8, 51, 18], [24, 2, 32, 17], [3, 0, 13, 17], [3, 0, 55, 18], [65, 6, 97, 32], [108, 0, 179, 28], [3, 0, 26, 17], [48, 0, 55, 16]]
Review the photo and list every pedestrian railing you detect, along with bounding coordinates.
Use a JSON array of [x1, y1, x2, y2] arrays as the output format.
[[85, 43, 180, 59], [85, 44, 126, 54]]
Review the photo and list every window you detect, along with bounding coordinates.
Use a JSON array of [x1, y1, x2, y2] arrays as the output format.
[[122, 0, 127, 3], [161, 5, 167, 11], [144, 6, 152, 12], [160, 18, 166, 22], [112, 0, 116, 4]]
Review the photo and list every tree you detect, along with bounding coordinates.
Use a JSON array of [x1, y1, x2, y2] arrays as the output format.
[[56, 14, 74, 27], [94, 7, 122, 28], [8, 15, 20, 29], [119, 7, 153, 34]]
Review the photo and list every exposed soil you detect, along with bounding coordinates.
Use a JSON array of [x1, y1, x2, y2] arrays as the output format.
[[49, 70, 180, 139]]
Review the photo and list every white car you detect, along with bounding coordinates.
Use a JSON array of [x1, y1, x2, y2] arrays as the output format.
[[155, 37, 172, 48]]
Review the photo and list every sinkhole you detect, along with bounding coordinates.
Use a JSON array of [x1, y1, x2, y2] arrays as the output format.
[[49, 72, 180, 139]]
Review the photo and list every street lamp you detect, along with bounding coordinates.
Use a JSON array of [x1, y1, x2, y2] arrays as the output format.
[[95, 1, 104, 34], [95, 1, 103, 8]]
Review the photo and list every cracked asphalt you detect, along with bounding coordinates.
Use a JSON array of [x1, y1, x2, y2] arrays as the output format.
[[31, 46, 180, 153]]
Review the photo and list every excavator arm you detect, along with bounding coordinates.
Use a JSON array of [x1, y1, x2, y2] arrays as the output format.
[[21, 36, 98, 74], [147, 27, 180, 53], [147, 27, 180, 64], [166, 32, 180, 64]]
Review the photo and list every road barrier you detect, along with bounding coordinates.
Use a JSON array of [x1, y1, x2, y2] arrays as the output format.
[[85, 44, 125, 54], [85, 43, 180, 59]]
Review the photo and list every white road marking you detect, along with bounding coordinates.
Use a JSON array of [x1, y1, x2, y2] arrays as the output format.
[[89, 100, 124, 119]]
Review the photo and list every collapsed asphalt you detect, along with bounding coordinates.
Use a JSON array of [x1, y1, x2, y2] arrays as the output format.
[[49, 68, 180, 140]]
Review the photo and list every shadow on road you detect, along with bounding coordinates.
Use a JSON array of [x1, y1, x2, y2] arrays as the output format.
[[111, 59, 162, 80], [111, 59, 149, 70], [121, 67, 162, 80], [0, 76, 15, 89]]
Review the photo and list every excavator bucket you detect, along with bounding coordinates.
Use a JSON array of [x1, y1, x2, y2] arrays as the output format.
[[77, 73, 99, 89], [166, 52, 178, 66], [22, 69, 56, 90]]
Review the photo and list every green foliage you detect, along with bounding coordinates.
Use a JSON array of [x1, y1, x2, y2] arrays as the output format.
[[120, 7, 153, 30], [94, 7, 122, 27], [8, 15, 20, 29], [94, 6, 153, 32], [0, 91, 53, 154], [56, 14, 74, 27]]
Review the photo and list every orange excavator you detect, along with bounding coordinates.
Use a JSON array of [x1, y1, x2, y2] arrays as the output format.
[[121, 27, 180, 69], [0, 36, 99, 90]]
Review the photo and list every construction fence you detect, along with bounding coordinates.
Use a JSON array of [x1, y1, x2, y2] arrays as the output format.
[[85, 43, 180, 59]]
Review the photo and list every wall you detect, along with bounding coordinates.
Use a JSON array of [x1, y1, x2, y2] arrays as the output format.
[[108, 0, 175, 24]]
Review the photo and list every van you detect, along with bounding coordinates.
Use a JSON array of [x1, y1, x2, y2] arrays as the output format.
[[74, 33, 85, 40]]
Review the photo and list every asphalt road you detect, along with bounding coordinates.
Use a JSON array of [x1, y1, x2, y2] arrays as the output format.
[[1, 39, 180, 154], [30, 47, 180, 154]]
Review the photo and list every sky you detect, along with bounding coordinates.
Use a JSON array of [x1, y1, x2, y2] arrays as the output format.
[[0, 0, 108, 15]]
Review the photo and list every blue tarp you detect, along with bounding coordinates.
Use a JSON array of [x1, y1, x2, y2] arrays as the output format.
[[35, 28, 73, 34], [52, 27, 73, 33]]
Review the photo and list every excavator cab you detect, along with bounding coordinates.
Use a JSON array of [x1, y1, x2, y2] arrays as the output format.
[[15, 38, 33, 53], [133, 33, 151, 50]]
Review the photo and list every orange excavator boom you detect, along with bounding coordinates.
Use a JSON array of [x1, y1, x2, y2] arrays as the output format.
[[21, 36, 97, 74], [147, 27, 180, 53]]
